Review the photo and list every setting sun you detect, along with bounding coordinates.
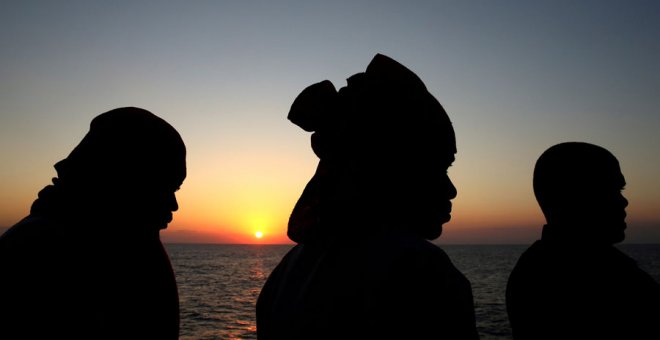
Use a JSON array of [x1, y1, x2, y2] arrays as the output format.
[[255, 231, 264, 239]]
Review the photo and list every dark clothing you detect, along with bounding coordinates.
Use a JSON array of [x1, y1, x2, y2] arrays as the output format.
[[0, 107, 184, 339], [260, 55, 472, 339], [506, 225, 660, 340], [257, 233, 479, 340], [0, 214, 180, 339]]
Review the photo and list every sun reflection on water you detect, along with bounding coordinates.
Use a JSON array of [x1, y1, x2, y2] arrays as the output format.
[[169, 244, 292, 339]]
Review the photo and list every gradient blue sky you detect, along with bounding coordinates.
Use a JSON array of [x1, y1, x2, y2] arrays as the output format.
[[1, 1, 659, 243]]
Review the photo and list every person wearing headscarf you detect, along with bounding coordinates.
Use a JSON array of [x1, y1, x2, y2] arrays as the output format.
[[0, 107, 186, 339], [257, 54, 479, 339], [506, 142, 660, 339]]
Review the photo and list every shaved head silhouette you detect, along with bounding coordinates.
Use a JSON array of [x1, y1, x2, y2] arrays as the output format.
[[533, 142, 628, 244]]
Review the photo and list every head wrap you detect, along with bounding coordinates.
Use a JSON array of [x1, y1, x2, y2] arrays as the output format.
[[31, 107, 186, 220], [56, 107, 186, 185], [287, 54, 455, 243]]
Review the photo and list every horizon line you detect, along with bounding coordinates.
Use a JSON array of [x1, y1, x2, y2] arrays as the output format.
[[163, 241, 660, 246]]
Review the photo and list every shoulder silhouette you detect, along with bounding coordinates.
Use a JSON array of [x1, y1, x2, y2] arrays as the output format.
[[256, 54, 478, 340], [0, 107, 186, 339], [506, 142, 660, 339]]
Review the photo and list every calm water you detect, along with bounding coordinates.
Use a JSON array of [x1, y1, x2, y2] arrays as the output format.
[[166, 244, 660, 340]]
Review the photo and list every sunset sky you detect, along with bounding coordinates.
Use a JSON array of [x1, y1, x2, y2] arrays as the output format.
[[1, 1, 658, 244]]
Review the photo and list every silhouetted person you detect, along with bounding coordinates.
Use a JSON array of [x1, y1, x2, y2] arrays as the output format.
[[506, 142, 660, 339], [0, 107, 185, 339], [256, 54, 479, 340]]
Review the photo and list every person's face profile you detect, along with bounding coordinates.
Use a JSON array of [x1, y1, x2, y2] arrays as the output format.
[[584, 166, 628, 243], [427, 150, 457, 237], [559, 160, 628, 244], [403, 134, 457, 240], [115, 157, 186, 232]]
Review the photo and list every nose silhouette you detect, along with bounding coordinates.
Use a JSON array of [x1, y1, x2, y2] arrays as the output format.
[[621, 193, 629, 209], [447, 177, 457, 200], [169, 192, 179, 212]]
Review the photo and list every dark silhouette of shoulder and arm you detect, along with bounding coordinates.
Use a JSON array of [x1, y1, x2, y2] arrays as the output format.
[[0, 107, 186, 339], [506, 142, 660, 339], [256, 54, 479, 340]]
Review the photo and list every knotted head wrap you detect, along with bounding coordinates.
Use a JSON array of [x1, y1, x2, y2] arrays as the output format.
[[287, 54, 456, 243]]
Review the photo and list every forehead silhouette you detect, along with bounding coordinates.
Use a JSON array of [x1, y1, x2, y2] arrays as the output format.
[[57, 107, 186, 184]]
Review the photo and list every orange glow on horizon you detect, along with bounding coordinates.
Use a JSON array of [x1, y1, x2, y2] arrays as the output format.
[[156, 145, 314, 244]]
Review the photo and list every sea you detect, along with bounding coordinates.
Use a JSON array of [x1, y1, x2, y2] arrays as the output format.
[[166, 244, 660, 340]]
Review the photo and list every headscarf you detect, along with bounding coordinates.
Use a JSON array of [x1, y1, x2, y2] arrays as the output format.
[[31, 107, 186, 223], [287, 54, 455, 243]]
